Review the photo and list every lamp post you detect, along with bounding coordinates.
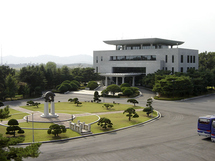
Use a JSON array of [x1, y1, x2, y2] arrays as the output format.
[[32, 112, 34, 143]]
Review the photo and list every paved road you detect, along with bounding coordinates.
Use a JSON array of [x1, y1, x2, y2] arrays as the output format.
[[5, 88, 215, 161]]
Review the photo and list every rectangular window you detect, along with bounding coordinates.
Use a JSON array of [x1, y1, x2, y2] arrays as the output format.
[[165, 67, 167, 71], [172, 55, 174, 63], [165, 55, 168, 63], [101, 56, 103, 61], [187, 55, 189, 63], [190, 56, 192, 63], [96, 67, 98, 73], [181, 67, 183, 73], [187, 67, 189, 71], [96, 56, 98, 63], [172, 67, 174, 74], [193, 56, 196, 63], [181, 55, 183, 63]]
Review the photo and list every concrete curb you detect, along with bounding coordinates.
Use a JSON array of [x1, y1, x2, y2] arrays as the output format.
[[180, 93, 215, 101], [17, 110, 161, 145]]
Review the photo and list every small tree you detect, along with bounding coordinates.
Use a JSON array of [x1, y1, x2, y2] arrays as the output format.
[[97, 117, 113, 129], [27, 100, 34, 106], [123, 107, 139, 121], [87, 81, 98, 90], [32, 102, 41, 108], [106, 84, 121, 96], [0, 134, 41, 161], [47, 124, 67, 137], [0, 105, 11, 121], [68, 98, 73, 102], [94, 91, 101, 103], [6, 119, 24, 137], [103, 103, 114, 110], [73, 98, 82, 106], [127, 99, 139, 106], [143, 98, 154, 116]]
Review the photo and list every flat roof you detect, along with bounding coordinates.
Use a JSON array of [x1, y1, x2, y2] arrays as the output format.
[[104, 38, 184, 46], [100, 73, 143, 77]]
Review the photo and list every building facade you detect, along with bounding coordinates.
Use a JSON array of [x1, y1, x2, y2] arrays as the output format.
[[93, 38, 198, 86]]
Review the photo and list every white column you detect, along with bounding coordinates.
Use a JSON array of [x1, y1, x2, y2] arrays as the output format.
[[105, 76, 108, 86], [44, 102, 49, 116], [122, 77, 125, 84], [132, 76, 135, 86], [51, 101, 55, 115], [116, 77, 118, 85]]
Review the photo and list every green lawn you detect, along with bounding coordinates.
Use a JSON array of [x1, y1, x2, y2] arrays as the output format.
[[91, 111, 157, 133], [21, 102, 143, 114], [0, 102, 157, 143], [1, 108, 29, 121]]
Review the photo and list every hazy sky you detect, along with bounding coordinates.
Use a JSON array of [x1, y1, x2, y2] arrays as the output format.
[[0, 0, 215, 58]]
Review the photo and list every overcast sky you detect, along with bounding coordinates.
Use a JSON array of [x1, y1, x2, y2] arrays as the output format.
[[0, 0, 215, 59]]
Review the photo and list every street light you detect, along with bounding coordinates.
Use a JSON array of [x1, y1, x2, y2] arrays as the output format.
[[32, 112, 34, 143]]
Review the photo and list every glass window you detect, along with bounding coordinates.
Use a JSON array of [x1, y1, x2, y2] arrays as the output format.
[[181, 55, 183, 63], [172, 55, 174, 63], [96, 56, 98, 63], [101, 56, 103, 61], [193, 56, 196, 63], [187, 55, 189, 63], [172, 67, 174, 74], [165, 55, 168, 63], [199, 118, 210, 124], [190, 56, 192, 63], [181, 67, 183, 72]]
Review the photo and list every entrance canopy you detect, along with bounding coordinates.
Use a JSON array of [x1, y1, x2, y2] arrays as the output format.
[[100, 73, 142, 86]]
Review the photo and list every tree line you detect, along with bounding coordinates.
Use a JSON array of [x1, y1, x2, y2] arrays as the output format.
[[143, 51, 215, 97], [0, 62, 101, 101]]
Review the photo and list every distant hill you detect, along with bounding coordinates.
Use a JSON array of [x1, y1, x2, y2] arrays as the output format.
[[2, 54, 93, 65]]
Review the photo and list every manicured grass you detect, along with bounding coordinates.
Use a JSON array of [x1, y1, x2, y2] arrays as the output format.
[[21, 102, 143, 114], [1, 108, 29, 121], [75, 115, 100, 124], [91, 111, 157, 133]]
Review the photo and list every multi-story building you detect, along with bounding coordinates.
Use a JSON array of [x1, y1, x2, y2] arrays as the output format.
[[93, 38, 198, 86]]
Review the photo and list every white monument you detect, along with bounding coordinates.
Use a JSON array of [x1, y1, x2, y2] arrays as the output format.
[[41, 91, 58, 118]]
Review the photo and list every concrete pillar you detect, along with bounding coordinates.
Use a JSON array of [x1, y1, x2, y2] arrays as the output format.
[[105, 76, 108, 86], [44, 102, 49, 117], [116, 77, 118, 85], [132, 76, 135, 86], [88, 124, 91, 131], [122, 77, 125, 84], [51, 101, 55, 115]]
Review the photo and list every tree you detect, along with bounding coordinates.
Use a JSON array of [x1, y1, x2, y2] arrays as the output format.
[[47, 124, 67, 137], [0, 105, 11, 120], [32, 102, 41, 108], [106, 84, 121, 96], [103, 103, 114, 110], [87, 81, 98, 90], [127, 99, 139, 106], [143, 98, 153, 116], [121, 87, 133, 96], [73, 98, 82, 106], [97, 117, 113, 129], [68, 98, 73, 102], [6, 119, 24, 137], [27, 100, 34, 106], [120, 83, 130, 88], [5, 74, 18, 100], [0, 101, 4, 107], [94, 91, 101, 103], [0, 134, 41, 161], [123, 107, 139, 121]]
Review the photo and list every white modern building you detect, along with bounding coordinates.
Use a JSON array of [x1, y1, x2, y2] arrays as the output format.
[[93, 38, 198, 86]]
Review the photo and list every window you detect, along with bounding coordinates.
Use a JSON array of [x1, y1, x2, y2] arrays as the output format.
[[172, 67, 174, 74], [190, 56, 192, 63], [165, 55, 168, 63], [181, 67, 183, 72], [198, 119, 210, 124], [165, 67, 167, 71], [96, 67, 98, 73], [187, 67, 189, 71], [181, 55, 183, 63], [193, 56, 196, 63], [187, 55, 189, 63], [172, 55, 174, 63], [109, 55, 156, 61], [96, 56, 98, 63], [101, 56, 103, 61]]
